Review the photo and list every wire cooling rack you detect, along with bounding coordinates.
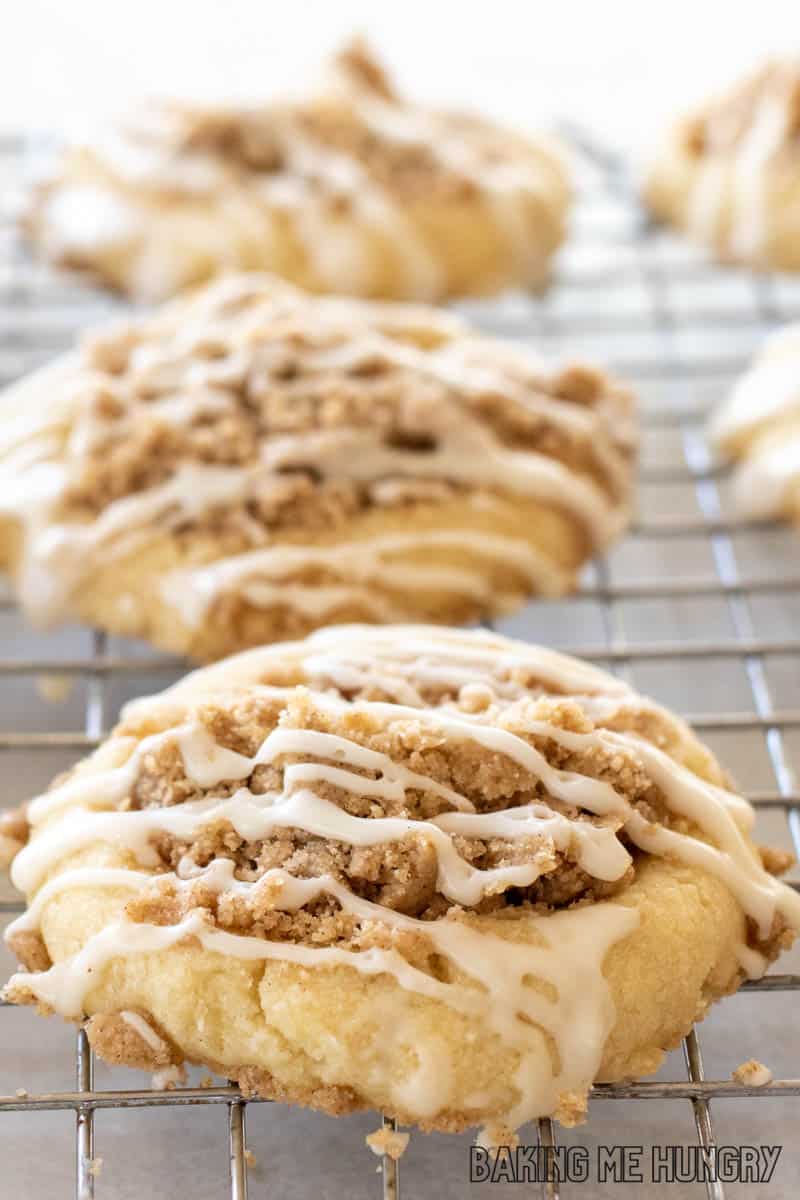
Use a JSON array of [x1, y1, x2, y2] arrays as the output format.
[[1, 129, 800, 1200]]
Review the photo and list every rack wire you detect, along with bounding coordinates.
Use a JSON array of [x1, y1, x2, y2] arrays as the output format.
[[1, 129, 799, 1199]]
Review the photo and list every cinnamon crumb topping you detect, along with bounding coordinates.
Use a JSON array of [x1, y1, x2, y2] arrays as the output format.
[[133, 40, 550, 205], [554, 1090, 588, 1127], [732, 1058, 772, 1087], [85, 1011, 178, 1071], [366, 1125, 411, 1159], [55, 277, 633, 536], [6, 930, 50, 974], [94, 683, 722, 952]]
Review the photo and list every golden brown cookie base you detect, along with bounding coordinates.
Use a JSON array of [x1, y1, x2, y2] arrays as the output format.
[[9, 856, 785, 1130]]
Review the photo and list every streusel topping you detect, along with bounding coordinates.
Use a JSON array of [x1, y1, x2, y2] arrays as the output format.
[[96, 40, 561, 206], [5, 625, 799, 1135], [68, 276, 633, 520], [7, 624, 793, 967], [0, 274, 635, 632]]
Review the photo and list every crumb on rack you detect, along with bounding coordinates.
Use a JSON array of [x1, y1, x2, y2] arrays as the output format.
[[36, 675, 75, 704], [200, 1074, 215, 1088], [88, 1158, 103, 1178], [15, 1088, 27, 1098], [732, 1058, 772, 1087], [244, 1149, 257, 1169], [366, 1126, 410, 1160], [554, 1089, 588, 1127], [457, 682, 495, 713], [475, 1124, 520, 1153]]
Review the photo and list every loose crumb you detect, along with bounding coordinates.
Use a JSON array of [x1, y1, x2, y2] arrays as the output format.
[[366, 1126, 410, 1160], [732, 1058, 772, 1087], [554, 1088, 588, 1127], [15, 1088, 27, 1098], [458, 683, 495, 713], [200, 1074, 215, 1088], [36, 675, 75, 704], [476, 1124, 520, 1152], [244, 1149, 257, 1169], [88, 1158, 103, 1178]]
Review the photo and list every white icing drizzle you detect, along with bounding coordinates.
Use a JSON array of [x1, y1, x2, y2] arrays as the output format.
[[735, 943, 769, 981], [685, 62, 798, 262], [9, 879, 636, 1124], [121, 1008, 185, 1087], [730, 436, 800, 521], [710, 324, 800, 521], [41, 186, 141, 255], [34, 44, 568, 301], [10, 785, 627, 911], [128, 624, 635, 718], [727, 97, 789, 262], [262, 136, 444, 300], [321, 69, 568, 278], [255, 420, 621, 540], [0, 278, 632, 630], [687, 158, 729, 247], [7, 627, 795, 1129], [711, 350, 800, 448], [161, 530, 571, 629], [690, 98, 789, 260]]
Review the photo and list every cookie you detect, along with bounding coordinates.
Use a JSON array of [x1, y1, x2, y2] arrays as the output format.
[[710, 323, 800, 522], [645, 59, 800, 270], [3, 625, 796, 1135], [27, 40, 570, 301], [0, 274, 635, 660]]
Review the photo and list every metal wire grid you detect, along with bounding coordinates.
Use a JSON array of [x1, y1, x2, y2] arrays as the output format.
[[0, 130, 798, 1199]]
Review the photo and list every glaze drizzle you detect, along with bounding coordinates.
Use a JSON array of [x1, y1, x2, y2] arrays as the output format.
[[4, 626, 798, 1129]]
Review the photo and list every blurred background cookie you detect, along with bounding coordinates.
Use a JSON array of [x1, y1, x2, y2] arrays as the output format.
[[0, 274, 636, 660], [24, 40, 570, 302], [645, 59, 800, 270], [710, 323, 800, 522]]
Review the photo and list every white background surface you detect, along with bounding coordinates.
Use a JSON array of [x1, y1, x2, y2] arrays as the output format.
[[1, 0, 798, 149]]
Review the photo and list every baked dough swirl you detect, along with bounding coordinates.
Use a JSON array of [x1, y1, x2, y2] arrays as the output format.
[[0, 274, 636, 660], [26, 40, 570, 302], [645, 59, 800, 270], [710, 323, 800, 522], [2, 625, 797, 1135]]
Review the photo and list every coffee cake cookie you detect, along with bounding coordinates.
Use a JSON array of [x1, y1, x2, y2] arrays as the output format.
[[26, 40, 570, 302], [0, 274, 636, 660], [3, 625, 797, 1135], [710, 323, 800, 522], [645, 59, 800, 270]]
